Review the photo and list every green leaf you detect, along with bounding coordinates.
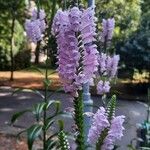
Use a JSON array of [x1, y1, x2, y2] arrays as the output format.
[[58, 120, 64, 131], [140, 147, 150, 150], [54, 101, 61, 114], [32, 102, 46, 121], [28, 66, 44, 75], [45, 100, 55, 110], [45, 139, 58, 150], [12, 88, 23, 96], [16, 129, 27, 139], [48, 71, 56, 77], [27, 124, 43, 150], [12, 88, 44, 99], [47, 133, 58, 141], [44, 119, 55, 131], [127, 144, 136, 150], [43, 79, 52, 87], [31, 89, 44, 99], [45, 100, 61, 113], [11, 109, 31, 124]]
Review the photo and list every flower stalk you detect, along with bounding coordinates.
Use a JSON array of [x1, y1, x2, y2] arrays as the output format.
[[74, 90, 85, 150]]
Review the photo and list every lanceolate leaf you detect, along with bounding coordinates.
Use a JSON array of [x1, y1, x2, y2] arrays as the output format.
[[45, 100, 61, 114], [45, 139, 58, 150], [44, 119, 55, 131], [45, 100, 56, 110], [12, 88, 44, 99], [58, 120, 64, 131], [11, 109, 31, 124], [43, 78, 52, 87], [28, 66, 44, 75], [27, 124, 43, 150], [32, 102, 46, 121]]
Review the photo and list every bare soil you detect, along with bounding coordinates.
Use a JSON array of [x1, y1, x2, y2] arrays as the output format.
[[0, 133, 28, 150], [0, 71, 61, 90]]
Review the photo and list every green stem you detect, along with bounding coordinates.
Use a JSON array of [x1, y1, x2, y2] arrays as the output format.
[[74, 90, 85, 150], [96, 128, 108, 150], [147, 88, 150, 122], [43, 50, 48, 149], [63, 0, 67, 10], [47, 0, 56, 66], [35, 0, 48, 148], [34, 0, 40, 64], [36, 0, 40, 18]]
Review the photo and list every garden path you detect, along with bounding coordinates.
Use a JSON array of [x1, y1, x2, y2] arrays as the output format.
[[0, 87, 147, 150]]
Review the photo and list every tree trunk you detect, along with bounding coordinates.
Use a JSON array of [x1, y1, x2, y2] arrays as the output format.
[[34, 41, 40, 64], [10, 17, 15, 81]]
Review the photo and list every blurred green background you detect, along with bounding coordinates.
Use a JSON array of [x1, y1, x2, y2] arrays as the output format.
[[0, 0, 149, 91]]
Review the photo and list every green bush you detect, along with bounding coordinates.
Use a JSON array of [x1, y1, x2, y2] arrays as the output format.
[[0, 46, 10, 71], [14, 49, 31, 70], [118, 11, 150, 78]]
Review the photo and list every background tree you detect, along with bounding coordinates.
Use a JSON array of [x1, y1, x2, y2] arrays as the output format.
[[0, 0, 26, 80], [118, 0, 150, 78]]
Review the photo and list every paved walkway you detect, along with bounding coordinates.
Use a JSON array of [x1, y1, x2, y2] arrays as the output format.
[[0, 87, 147, 150]]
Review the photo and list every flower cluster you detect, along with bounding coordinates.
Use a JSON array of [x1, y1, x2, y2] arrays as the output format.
[[101, 18, 115, 43], [98, 53, 120, 78], [97, 53, 120, 95], [97, 18, 119, 95], [101, 116, 125, 150], [87, 107, 110, 144], [52, 6, 98, 97], [97, 80, 110, 95], [25, 9, 46, 43], [88, 107, 125, 150]]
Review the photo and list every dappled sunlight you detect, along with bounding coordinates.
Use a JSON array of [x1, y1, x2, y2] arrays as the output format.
[[0, 92, 11, 97], [0, 108, 14, 112], [17, 95, 31, 100], [0, 71, 61, 90], [130, 110, 141, 117]]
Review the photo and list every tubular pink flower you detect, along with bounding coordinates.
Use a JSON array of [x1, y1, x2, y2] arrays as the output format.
[[25, 9, 46, 43], [101, 18, 115, 43], [52, 6, 98, 96], [106, 54, 120, 78], [52, 10, 70, 35], [87, 107, 110, 144], [101, 116, 125, 150], [98, 53, 120, 78], [81, 7, 99, 82], [68, 7, 82, 32], [88, 107, 125, 150], [97, 80, 110, 95], [98, 53, 107, 74], [25, 19, 42, 43]]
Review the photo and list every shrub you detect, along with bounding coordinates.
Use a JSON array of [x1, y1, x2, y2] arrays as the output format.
[[14, 49, 31, 70]]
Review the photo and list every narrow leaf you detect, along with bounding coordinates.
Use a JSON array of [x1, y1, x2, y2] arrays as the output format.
[[45, 139, 58, 150], [32, 102, 46, 121], [44, 119, 55, 131], [11, 109, 31, 124], [27, 124, 42, 150]]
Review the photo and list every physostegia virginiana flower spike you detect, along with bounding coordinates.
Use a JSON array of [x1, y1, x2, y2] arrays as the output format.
[[52, 6, 98, 97]]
